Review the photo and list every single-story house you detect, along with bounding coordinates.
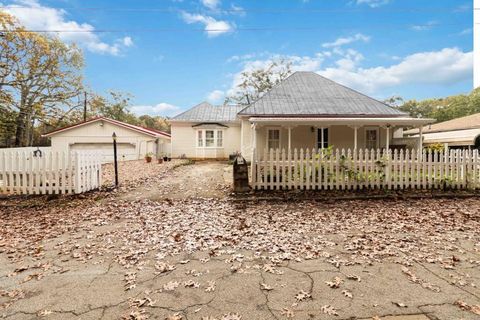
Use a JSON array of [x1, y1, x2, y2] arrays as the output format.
[[43, 117, 171, 163], [404, 113, 480, 149], [170, 72, 433, 160]]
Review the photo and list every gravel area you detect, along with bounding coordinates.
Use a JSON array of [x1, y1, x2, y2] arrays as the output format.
[[102, 159, 189, 190]]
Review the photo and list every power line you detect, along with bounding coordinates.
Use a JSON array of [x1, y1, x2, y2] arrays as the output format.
[[0, 5, 473, 14], [0, 23, 465, 34]]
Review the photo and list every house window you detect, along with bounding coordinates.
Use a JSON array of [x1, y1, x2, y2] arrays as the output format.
[[317, 128, 329, 149], [267, 129, 280, 150], [196, 129, 224, 148], [365, 128, 378, 150], [217, 130, 223, 147], [197, 130, 203, 147], [205, 130, 215, 147]]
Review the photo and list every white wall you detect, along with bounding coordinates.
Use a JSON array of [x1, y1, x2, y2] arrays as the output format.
[[171, 122, 241, 159], [49, 121, 169, 162]]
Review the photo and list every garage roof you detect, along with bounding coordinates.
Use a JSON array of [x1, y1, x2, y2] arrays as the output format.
[[405, 113, 480, 135], [43, 117, 171, 138]]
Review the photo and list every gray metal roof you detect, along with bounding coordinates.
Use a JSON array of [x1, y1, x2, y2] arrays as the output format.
[[171, 102, 244, 122], [238, 71, 406, 117]]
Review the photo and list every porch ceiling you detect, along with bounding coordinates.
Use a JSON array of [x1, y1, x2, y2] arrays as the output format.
[[249, 117, 435, 127]]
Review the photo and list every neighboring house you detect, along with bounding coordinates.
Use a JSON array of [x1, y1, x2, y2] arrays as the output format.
[[170, 72, 433, 160], [404, 113, 480, 149], [43, 117, 171, 163]]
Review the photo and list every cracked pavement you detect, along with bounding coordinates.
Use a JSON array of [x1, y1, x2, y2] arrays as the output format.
[[0, 161, 479, 319]]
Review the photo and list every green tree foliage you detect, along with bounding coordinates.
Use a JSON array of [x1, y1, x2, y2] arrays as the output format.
[[138, 115, 170, 133], [387, 88, 480, 123], [0, 12, 83, 147]]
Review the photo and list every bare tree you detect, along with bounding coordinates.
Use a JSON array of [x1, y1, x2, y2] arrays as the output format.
[[225, 58, 293, 105]]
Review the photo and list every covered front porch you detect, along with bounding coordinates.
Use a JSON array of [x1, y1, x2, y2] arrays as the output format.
[[249, 117, 433, 154]]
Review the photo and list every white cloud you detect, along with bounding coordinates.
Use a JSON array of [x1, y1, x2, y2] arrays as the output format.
[[226, 45, 472, 98], [319, 48, 472, 94], [130, 103, 180, 116], [201, 0, 220, 10], [459, 28, 473, 36], [322, 33, 370, 48], [355, 0, 391, 8], [229, 4, 246, 16], [4, 0, 132, 56], [410, 21, 438, 31], [122, 36, 134, 47], [181, 12, 234, 37], [207, 90, 225, 103]]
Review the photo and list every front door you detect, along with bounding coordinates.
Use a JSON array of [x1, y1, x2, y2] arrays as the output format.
[[365, 128, 379, 149]]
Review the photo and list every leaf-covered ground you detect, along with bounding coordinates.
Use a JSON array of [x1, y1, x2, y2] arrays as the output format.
[[0, 161, 479, 319]]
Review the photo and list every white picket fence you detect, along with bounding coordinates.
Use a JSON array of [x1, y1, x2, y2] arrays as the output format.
[[251, 148, 480, 191], [0, 151, 102, 195]]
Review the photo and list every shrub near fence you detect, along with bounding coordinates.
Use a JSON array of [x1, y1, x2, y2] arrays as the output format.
[[0, 151, 102, 195], [251, 148, 480, 191]]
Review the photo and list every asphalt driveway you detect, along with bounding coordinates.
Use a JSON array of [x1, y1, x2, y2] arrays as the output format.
[[0, 161, 479, 319]]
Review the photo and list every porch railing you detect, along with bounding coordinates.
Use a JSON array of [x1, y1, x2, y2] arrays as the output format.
[[251, 148, 480, 191]]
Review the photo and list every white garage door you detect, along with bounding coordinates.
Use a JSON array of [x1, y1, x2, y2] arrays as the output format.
[[70, 143, 137, 163]]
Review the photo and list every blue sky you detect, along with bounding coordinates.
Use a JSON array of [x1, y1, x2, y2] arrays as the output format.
[[2, 0, 475, 116]]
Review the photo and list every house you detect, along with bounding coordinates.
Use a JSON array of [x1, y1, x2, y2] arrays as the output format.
[[404, 113, 480, 149], [169, 102, 244, 159], [43, 117, 171, 163], [170, 72, 433, 160]]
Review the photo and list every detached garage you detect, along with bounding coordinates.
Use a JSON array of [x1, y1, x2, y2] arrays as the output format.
[[43, 117, 171, 163]]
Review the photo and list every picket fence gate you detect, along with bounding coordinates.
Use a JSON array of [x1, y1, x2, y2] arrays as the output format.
[[251, 148, 480, 191], [0, 151, 102, 195]]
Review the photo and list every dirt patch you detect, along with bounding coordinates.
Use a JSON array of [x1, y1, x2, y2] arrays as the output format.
[[122, 161, 232, 201]]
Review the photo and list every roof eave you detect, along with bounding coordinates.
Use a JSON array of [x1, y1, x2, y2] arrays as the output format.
[[240, 113, 408, 118]]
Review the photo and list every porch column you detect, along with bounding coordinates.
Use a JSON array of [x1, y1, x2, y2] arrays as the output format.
[[349, 125, 360, 150], [251, 123, 257, 156], [288, 127, 292, 151], [418, 125, 423, 151], [385, 126, 390, 151], [354, 126, 358, 150]]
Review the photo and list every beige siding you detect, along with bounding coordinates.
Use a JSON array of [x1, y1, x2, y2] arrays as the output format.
[[241, 123, 394, 160], [49, 121, 170, 162], [171, 122, 241, 159]]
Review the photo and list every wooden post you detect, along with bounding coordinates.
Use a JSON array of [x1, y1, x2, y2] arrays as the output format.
[[112, 132, 119, 188]]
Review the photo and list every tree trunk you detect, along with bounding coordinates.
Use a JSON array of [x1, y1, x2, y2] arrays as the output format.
[[14, 111, 26, 147]]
